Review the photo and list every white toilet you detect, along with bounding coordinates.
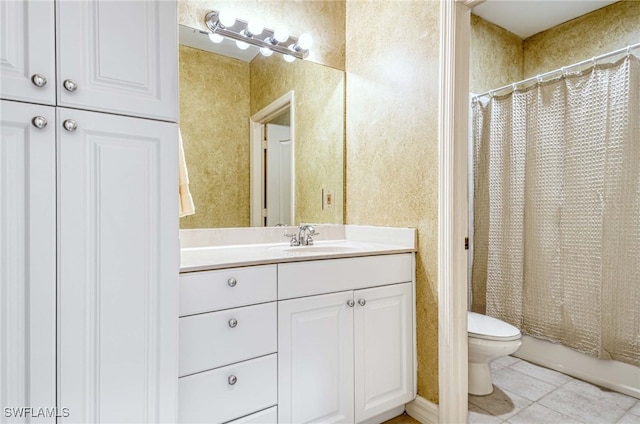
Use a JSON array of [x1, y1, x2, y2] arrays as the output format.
[[468, 311, 522, 395]]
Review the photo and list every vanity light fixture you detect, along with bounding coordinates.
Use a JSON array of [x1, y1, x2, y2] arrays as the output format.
[[205, 10, 312, 60]]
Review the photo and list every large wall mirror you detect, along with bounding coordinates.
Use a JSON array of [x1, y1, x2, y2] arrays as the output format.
[[178, 24, 344, 229]]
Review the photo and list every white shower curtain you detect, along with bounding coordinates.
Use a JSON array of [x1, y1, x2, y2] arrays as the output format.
[[472, 55, 640, 367]]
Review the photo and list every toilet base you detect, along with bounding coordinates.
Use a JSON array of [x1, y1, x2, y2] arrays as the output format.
[[468, 362, 493, 396]]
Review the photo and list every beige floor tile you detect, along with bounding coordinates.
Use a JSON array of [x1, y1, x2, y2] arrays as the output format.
[[490, 359, 509, 373], [617, 412, 640, 424], [493, 355, 521, 368], [628, 401, 640, 417], [506, 403, 582, 424], [468, 403, 506, 424], [538, 379, 637, 424], [492, 367, 557, 402], [469, 386, 533, 420], [509, 360, 572, 387]]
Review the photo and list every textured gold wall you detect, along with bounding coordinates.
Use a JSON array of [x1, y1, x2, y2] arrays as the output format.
[[470, 14, 523, 94], [345, 0, 440, 403], [524, 0, 640, 78], [179, 46, 251, 228], [178, 0, 346, 70], [250, 56, 345, 225]]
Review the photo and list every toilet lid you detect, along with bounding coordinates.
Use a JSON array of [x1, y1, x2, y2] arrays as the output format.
[[468, 311, 521, 341]]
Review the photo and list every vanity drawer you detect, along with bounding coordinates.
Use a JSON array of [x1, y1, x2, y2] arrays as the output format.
[[227, 406, 277, 424], [179, 302, 277, 377], [178, 354, 277, 424], [278, 253, 413, 300], [180, 264, 277, 316]]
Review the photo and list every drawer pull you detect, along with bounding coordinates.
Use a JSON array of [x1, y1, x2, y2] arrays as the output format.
[[358, 299, 366, 306], [227, 277, 237, 287], [347, 299, 355, 307], [228, 318, 238, 328], [228, 375, 237, 385]]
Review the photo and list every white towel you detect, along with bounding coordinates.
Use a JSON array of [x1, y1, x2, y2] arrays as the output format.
[[178, 129, 195, 218]]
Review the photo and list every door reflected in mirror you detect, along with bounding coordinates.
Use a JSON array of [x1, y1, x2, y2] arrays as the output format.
[[178, 25, 344, 229]]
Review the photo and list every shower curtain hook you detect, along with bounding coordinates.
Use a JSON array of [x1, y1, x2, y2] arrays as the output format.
[[561, 66, 567, 76], [627, 45, 631, 55], [489, 90, 495, 98], [512, 83, 517, 92], [591, 56, 597, 67], [536, 75, 543, 83]]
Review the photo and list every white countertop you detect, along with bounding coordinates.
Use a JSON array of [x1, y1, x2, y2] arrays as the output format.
[[180, 240, 415, 272], [180, 225, 417, 273]]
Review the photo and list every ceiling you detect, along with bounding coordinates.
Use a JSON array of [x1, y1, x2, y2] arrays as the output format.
[[472, 0, 619, 39]]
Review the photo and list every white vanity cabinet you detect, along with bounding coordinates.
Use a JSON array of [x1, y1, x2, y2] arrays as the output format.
[[1, 0, 178, 121], [178, 252, 415, 424], [178, 265, 279, 423], [278, 255, 414, 424]]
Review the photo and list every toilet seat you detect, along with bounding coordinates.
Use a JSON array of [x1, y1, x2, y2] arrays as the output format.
[[468, 311, 521, 342]]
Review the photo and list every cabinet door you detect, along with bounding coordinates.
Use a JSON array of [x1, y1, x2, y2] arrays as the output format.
[[354, 283, 413, 422], [0, 0, 55, 105], [278, 291, 355, 424], [57, 0, 178, 121], [0, 101, 56, 422], [57, 108, 178, 423]]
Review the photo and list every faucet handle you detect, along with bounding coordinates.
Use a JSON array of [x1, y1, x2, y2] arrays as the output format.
[[305, 226, 319, 246], [284, 231, 300, 246]]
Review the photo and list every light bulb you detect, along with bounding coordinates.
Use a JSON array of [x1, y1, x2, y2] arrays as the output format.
[[247, 21, 264, 36], [273, 26, 289, 43], [208, 33, 224, 43], [297, 33, 313, 50], [218, 11, 236, 28], [283, 54, 296, 63], [260, 47, 274, 57], [236, 40, 250, 50]]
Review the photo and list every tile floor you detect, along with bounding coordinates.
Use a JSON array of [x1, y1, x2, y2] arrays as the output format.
[[469, 356, 639, 424], [385, 355, 640, 424]]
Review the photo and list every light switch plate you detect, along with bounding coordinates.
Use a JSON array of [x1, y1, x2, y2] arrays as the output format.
[[322, 189, 334, 209]]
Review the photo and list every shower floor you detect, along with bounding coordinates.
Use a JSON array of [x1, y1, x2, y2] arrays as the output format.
[[467, 356, 640, 424], [384, 356, 640, 424]]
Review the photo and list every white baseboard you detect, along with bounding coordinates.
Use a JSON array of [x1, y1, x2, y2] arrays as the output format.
[[405, 396, 438, 424]]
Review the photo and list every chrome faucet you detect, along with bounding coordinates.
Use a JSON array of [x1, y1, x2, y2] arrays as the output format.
[[284, 224, 319, 246], [298, 224, 318, 246]]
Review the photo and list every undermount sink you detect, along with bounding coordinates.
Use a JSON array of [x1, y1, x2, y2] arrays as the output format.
[[268, 240, 370, 254], [282, 245, 362, 253]]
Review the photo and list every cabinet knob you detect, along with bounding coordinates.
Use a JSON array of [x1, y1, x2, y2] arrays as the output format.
[[227, 277, 237, 287], [31, 74, 47, 87], [63, 119, 78, 132], [228, 318, 238, 328], [358, 299, 366, 306], [32, 116, 48, 129], [347, 299, 355, 307], [228, 375, 237, 385], [63, 79, 78, 92]]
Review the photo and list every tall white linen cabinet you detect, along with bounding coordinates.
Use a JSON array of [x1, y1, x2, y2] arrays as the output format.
[[0, 1, 179, 422]]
